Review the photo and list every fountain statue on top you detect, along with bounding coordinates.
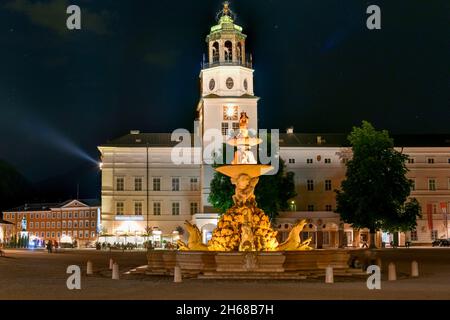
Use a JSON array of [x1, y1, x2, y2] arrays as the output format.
[[178, 112, 312, 251]]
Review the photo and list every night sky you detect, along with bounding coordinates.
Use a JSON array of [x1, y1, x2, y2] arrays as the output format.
[[0, 0, 449, 185]]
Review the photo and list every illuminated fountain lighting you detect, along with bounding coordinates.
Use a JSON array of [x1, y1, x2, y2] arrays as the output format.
[[178, 112, 312, 252]]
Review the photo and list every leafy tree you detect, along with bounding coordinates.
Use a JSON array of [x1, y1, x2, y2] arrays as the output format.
[[336, 121, 421, 248], [208, 158, 297, 220]]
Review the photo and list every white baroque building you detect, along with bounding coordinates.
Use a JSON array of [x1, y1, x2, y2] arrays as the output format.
[[98, 5, 450, 248]]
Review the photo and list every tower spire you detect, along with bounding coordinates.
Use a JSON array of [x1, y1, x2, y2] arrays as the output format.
[[216, 1, 236, 21]]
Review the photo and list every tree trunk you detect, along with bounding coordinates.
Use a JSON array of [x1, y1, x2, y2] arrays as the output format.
[[369, 229, 377, 249]]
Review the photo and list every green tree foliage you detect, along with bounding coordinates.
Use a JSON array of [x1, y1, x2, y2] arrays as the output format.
[[208, 158, 297, 220], [336, 121, 421, 247]]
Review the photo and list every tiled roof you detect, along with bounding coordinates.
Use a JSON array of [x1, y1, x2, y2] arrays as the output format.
[[3, 199, 101, 212]]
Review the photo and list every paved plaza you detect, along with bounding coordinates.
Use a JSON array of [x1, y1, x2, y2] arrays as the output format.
[[0, 248, 449, 300]]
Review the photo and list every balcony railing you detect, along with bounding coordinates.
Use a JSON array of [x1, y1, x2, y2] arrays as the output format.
[[202, 59, 253, 69]]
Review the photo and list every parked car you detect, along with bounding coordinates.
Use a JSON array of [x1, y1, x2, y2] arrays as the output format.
[[432, 239, 450, 247]]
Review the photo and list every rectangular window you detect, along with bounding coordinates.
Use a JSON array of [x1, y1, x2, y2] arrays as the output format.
[[134, 202, 143, 216], [306, 158, 313, 164], [307, 205, 314, 211], [190, 177, 199, 191], [68, 221, 72, 228], [410, 230, 418, 241], [431, 230, 438, 241], [232, 122, 240, 133], [190, 202, 198, 215], [153, 178, 161, 191], [407, 158, 415, 164], [41, 222, 44, 228], [135, 177, 143, 191], [74, 212, 78, 218], [57, 222, 60, 228], [324, 158, 331, 164], [79, 231, 83, 238], [91, 232, 96, 238], [47, 213, 51, 219], [91, 211, 95, 218], [153, 202, 161, 216], [288, 158, 295, 164], [85, 221, 89, 228], [30, 222, 34, 228], [68, 231, 72, 236], [221, 122, 229, 136], [428, 179, 436, 191], [116, 202, 124, 215], [325, 205, 332, 212], [91, 221, 95, 228], [46, 222, 50, 228], [62, 221, 66, 228], [73, 221, 78, 228], [323, 231, 330, 245], [116, 177, 124, 191], [30, 213, 34, 219], [411, 179, 416, 191], [57, 213, 60, 219], [307, 180, 314, 191], [172, 178, 180, 191], [68, 212, 72, 218], [172, 202, 180, 216], [46, 232, 50, 238], [62, 212, 66, 219], [85, 231, 89, 238], [80, 211, 84, 218], [57, 232, 60, 238], [325, 180, 332, 191], [427, 158, 435, 164]]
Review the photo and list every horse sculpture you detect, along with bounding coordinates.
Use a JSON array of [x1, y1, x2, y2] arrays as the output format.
[[177, 221, 209, 251], [277, 219, 313, 251]]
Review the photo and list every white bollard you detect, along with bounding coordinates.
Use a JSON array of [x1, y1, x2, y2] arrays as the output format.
[[388, 262, 396, 281], [86, 260, 93, 275], [174, 266, 182, 283], [411, 260, 419, 277], [112, 263, 120, 280], [109, 258, 113, 270], [325, 265, 334, 284]]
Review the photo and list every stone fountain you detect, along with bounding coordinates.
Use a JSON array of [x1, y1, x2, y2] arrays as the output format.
[[146, 113, 351, 279]]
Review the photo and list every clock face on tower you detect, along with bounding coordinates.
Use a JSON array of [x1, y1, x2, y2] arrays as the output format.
[[223, 106, 238, 120], [209, 78, 215, 91], [226, 77, 234, 89]]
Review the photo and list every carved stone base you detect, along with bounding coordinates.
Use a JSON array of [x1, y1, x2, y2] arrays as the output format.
[[215, 252, 285, 272]]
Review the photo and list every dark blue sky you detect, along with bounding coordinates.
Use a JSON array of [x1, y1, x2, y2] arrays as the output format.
[[0, 0, 449, 182]]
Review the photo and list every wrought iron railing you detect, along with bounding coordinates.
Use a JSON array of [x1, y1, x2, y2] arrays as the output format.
[[202, 60, 253, 69]]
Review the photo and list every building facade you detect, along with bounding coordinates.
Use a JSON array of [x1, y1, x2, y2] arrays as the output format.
[[2, 199, 101, 247], [98, 4, 450, 248]]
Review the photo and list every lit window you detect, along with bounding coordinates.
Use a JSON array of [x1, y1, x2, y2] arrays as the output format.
[[135, 177, 143, 191], [153, 202, 161, 216], [172, 178, 180, 191], [172, 202, 180, 216], [190, 202, 198, 215], [221, 122, 229, 136], [91, 232, 95, 238], [116, 202, 124, 215], [153, 178, 161, 191], [190, 177, 199, 191], [428, 179, 436, 191], [325, 180, 332, 191], [116, 177, 124, 191], [307, 180, 314, 191], [134, 202, 143, 216]]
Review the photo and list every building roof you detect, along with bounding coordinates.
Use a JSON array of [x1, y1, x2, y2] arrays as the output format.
[[202, 94, 258, 99], [279, 133, 450, 148], [3, 199, 101, 213], [100, 131, 450, 149], [100, 132, 197, 148]]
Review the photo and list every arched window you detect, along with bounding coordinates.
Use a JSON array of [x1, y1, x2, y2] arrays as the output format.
[[224, 41, 232, 62], [212, 42, 219, 63], [237, 42, 242, 63]]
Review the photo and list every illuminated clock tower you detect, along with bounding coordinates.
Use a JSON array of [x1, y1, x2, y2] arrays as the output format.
[[198, 2, 259, 212]]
